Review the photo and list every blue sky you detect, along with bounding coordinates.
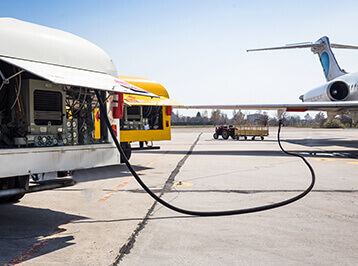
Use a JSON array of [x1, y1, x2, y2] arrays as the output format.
[[2, 0, 358, 116]]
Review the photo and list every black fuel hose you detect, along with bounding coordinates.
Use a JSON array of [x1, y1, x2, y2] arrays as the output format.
[[96, 90, 315, 216]]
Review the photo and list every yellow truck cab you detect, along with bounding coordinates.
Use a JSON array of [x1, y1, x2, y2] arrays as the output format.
[[118, 76, 181, 160]]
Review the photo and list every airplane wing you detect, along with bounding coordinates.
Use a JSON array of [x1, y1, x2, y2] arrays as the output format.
[[175, 101, 358, 113]]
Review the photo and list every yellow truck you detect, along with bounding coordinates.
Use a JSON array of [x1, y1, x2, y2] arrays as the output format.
[[117, 76, 181, 160]]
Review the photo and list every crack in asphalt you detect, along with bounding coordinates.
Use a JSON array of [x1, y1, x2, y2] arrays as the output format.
[[111, 133, 202, 265]]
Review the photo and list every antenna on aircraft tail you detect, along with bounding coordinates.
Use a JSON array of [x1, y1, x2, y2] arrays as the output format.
[[247, 36, 358, 82]]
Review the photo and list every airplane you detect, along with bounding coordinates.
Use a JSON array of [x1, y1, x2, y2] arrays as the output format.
[[176, 36, 358, 121]]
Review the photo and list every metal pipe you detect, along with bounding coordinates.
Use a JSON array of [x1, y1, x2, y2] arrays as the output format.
[[0, 188, 26, 198]]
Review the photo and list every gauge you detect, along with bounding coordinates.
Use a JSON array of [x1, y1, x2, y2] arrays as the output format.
[[67, 132, 72, 138], [63, 139, 68, 144], [53, 139, 58, 145], [66, 121, 71, 128], [73, 132, 77, 138], [42, 137, 47, 143], [72, 121, 77, 128]]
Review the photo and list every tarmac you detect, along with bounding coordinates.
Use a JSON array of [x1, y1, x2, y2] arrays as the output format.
[[0, 126, 357, 265]]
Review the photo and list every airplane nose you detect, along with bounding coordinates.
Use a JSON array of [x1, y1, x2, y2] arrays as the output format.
[[299, 95, 304, 102]]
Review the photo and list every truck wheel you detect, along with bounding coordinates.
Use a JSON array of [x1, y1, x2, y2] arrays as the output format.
[[222, 130, 229, 140], [0, 177, 15, 203], [235, 135, 240, 140], [252, 136, 256, 140], [120, 142, 132, 163], [244, 136, 247, 141], [261, 136, 264, 140], [213, 133, 218, 139], [0, 175, 29, 203]]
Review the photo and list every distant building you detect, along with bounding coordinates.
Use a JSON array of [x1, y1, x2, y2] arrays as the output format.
[[247, 114, 268, 126]]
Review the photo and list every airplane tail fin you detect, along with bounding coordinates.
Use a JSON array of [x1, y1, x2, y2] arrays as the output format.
[[247, 36, 358, 81], [311, 36, 345, 81]]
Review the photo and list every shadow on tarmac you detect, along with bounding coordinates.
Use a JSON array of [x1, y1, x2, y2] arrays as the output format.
[[0, 204, 87, 264], [138, 149, 358, 158], [285, 138, 358, 158], [0, 164, 153, 264], [71, 215, 198, 225], [73, 164, 151, 183], [285, 138, 358, 149]]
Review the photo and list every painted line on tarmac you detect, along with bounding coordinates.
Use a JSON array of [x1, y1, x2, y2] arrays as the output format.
[[98, 150, 170, 203], [5, 218, 78, 266], [112, 133, 202, 265], [347, 161, 358, 165], [310, 158, 338, 161]]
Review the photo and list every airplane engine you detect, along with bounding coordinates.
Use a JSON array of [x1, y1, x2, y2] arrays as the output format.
[[300, 80, 349, 102], [328, 81, 350, 101]]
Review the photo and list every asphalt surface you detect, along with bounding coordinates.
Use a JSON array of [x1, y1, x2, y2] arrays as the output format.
[[0, 127, 357, 265]]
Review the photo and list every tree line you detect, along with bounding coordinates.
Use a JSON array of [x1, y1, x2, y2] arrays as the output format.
[[171, 109, 357, 128]]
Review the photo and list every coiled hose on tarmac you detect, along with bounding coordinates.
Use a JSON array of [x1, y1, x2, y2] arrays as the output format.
[[96, 90, 315, 216]]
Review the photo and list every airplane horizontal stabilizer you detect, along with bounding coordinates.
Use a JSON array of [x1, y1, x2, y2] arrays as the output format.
[[248, 42, 358, 52], [247, 37, 358, 81], [247, 43, 323, 52], [330, 43, 358, 50]]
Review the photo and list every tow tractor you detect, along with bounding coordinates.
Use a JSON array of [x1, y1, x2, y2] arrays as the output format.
[[213, 125, 236, 140]]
